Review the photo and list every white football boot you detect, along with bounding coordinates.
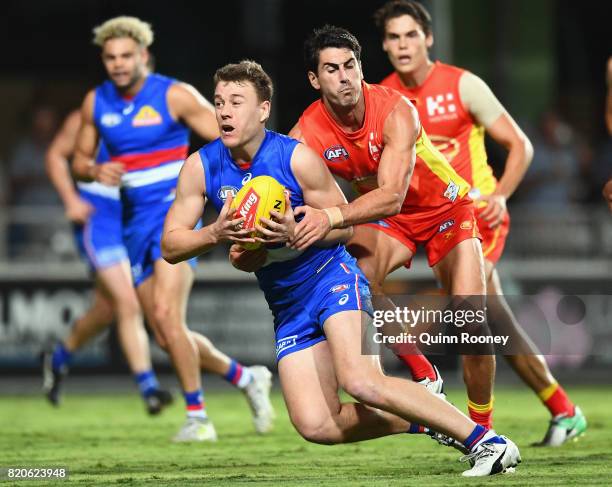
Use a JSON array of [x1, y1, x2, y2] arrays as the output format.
[[460, 436, 521, 477], [243, 366, 276, 434]]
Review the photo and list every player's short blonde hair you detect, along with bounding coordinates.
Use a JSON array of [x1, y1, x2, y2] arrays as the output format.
[[92, 16, 154, 47]]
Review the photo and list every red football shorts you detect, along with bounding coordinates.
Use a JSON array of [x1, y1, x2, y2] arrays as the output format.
[[362, 198, 482, 268], [475, 206, 510, 264]]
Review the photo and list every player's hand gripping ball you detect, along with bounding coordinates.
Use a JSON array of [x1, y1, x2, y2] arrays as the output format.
[[230, 176, 286, 250]]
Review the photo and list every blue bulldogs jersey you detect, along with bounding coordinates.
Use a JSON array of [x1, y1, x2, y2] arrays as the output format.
[[73, 141, 127, 271], [200, 129, 373, 361], [92, 73, 194, 285]]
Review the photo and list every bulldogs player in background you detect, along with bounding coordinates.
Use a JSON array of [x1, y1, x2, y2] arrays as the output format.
[[72, 16, 274, 441], [44, 108, 172, 414]]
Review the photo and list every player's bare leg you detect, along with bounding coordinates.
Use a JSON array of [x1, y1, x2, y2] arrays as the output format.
[[93, 261, 173, 414], [191, 325, 276, 434], [325, 310, 475, 439], [63, 283, 114, 351], [347, 225, 440, 388], [433, 238, 496, 426], [319, 309, 520, 475], [137, 260, 201, 392], [279, 340, 410, 444], [137, 259, 214, 440], [96, 262, 151, 373], [42, 281, 114, 406], [485, 261, 587, 445]]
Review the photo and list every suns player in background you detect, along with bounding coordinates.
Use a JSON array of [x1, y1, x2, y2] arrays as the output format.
[[374, 0, 586, 444], [162, 59, 521, 477], [72, 16, 274, 441], [288, 26, 498, 436], [44, 109, 172, 414]]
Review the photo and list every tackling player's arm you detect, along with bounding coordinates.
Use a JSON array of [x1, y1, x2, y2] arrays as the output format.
[[72, 90, 124, 185], [45, 110, 93, 224], [460, 72, 534, 227], [289, 99, 416, 250], [290, 143, 353, 246], [168, 83, 220, 141], [162, 151, 253, 264]]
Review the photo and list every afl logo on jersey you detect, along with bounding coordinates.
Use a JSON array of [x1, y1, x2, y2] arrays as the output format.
[[132, 105, 162, 127], [218, 185, 238, 202], [324, 145, 349, 162], [101, 113, 122, 128]]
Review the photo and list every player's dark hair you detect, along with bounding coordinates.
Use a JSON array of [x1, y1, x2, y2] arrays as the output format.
[[214, 60, 273, 102], [303, 25, 362, 73], [373, 0, 432, 37]]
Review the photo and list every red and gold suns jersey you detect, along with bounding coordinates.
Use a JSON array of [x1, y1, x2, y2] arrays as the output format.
[[298, 82, 470, 215], [381, 62, 497, 197]]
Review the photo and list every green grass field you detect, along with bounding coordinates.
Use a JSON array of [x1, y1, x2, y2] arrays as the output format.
[[2, 385, 610, 486]]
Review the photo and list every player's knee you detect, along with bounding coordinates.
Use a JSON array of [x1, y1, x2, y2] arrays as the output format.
[[338, 371, 383, 408], [290, 413, 338, 445], [115, 295, 140, 321], [95, 298, 115, 325], [153, 301, 178, 328]]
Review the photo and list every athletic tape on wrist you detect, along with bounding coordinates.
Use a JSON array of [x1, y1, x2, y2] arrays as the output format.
[[323, 207, 344, 229]]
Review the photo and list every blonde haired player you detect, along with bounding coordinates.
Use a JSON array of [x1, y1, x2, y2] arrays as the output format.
[[72, 16, 274, 441]]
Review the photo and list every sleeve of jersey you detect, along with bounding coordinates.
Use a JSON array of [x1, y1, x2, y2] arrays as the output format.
[[458, 72, 506, 129]]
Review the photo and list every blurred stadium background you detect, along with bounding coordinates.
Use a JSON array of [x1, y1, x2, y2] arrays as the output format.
[[0, 0, 610, 388]]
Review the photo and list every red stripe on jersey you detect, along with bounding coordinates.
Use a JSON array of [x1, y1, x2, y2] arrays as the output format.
[[186, 404, 204, 411], [112, 145, 188, 172]]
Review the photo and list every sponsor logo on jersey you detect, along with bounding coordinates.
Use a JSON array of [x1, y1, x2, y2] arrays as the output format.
[[101, 113, 122, 128], [324, 145, 349, 162], [276, 335, 298, 356], [460, 220, 473, 230], [426, 93, 457, 117], [443, 230, 456, 241], [338, 294, 349, 305], [330, 284, 350, 293], [444, 181, 459, 202], [429, 134, 460, 163], [241, 173, 252, 185], [438, 219, 455, 233], [218, 185, 238, 202], [132, 105, 162, 127]]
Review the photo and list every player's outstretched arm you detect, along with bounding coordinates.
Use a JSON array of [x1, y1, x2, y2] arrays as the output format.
[[168, 83, 220, 142], [45, 110, 93, 224], [290, 99, 416, 250], [72, 90, 124, 186], [460, 72, 533, 228], [162, 151, 254, 264]]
